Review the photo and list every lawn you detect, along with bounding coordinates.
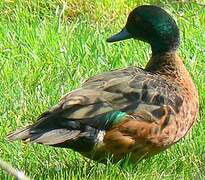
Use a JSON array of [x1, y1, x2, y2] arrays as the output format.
[[0, 0, 205, 179]]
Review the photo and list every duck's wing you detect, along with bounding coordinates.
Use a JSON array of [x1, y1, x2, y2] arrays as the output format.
[[8, 67, 183, 152]]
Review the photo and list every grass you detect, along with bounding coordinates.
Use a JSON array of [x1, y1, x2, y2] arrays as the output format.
[[0, 0, 205, 179]]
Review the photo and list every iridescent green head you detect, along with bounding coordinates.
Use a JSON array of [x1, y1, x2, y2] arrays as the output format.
[[107, 5, 180, 54]]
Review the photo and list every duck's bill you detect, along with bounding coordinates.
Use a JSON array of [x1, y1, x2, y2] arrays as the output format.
[[106, 28, 133, 43]]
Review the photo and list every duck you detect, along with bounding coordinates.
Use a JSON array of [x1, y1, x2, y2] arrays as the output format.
[[8, 5, 199, 164]]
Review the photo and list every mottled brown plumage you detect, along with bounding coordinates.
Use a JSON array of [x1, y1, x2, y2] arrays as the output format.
[[8, 5, 199, 164]]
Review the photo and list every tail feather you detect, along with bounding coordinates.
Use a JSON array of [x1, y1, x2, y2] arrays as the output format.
[[30, 129, 81, 145], [7, 126, 31, 142], [8, 125, 82, 144], [7, 108, 99, 152]]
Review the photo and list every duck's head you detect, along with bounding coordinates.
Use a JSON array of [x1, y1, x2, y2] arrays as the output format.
[[107, 5, 180, 54]]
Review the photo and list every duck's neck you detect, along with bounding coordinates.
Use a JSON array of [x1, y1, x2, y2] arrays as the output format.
[[145, 52, 199, 100], [145, 51, 199, 116], [145, 51, 189, 80]]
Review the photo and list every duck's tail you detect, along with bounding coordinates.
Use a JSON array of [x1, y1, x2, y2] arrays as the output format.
[[7, 111, 98, 152], [7, 126, 31, 142], [7, 126, 81, 145]]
